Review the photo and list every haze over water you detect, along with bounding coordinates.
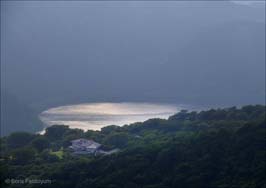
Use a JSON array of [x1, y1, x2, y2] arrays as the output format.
[[40, 103, 180, 131]]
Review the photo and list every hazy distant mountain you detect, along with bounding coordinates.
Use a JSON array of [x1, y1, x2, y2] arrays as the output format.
[[163, 21, 265, 105], [1, 1, 265, 109], [0, 89, 43, 136]]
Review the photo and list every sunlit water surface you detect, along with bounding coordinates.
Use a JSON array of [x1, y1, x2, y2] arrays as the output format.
[[39, 102, 185, 132]]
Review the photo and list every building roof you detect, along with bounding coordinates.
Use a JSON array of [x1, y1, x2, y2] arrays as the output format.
[[71, 138, 101, 149]]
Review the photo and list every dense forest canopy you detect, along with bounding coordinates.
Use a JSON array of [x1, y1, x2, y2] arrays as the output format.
[[0, 105, 265, 188]]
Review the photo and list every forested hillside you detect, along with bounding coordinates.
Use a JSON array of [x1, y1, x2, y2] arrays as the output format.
[[0, 105, 265, 188]]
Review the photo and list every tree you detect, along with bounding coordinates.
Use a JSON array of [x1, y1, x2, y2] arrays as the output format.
[[7, 132, 35, 149], [11, 147, 36, 165], [44, 125, 69, 141], [101, 125, 121, 134], [104, 132, 129, 148], [31, 136, 50, 152]]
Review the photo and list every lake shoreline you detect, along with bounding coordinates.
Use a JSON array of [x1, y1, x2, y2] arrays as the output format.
[[39, 102, 189, 132]]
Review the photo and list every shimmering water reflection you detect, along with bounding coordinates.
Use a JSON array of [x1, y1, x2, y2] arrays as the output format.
[[40, 102, 180, 131]]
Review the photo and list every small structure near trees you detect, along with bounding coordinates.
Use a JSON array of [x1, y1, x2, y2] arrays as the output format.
[[69, 138, 101, 154], [69, 138, 119, 155]]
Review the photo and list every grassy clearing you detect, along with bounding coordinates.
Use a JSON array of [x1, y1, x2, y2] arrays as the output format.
[[50, 148, 64, 159]]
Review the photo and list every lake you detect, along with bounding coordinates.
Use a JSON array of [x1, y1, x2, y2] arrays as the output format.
[[39, 102, 184, 132]]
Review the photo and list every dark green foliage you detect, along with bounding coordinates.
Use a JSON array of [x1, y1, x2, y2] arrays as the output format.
[[44, 125, 69, 141], [31, 136, 50, 152], [39, 150, 60, 163], [169, 105, 265, 122], [10, 147, 36, 165], [7, 132, 36, 149], [101, 125, 122, 134], [0, 105, 265, 188], [103, 132, 129, 148]]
